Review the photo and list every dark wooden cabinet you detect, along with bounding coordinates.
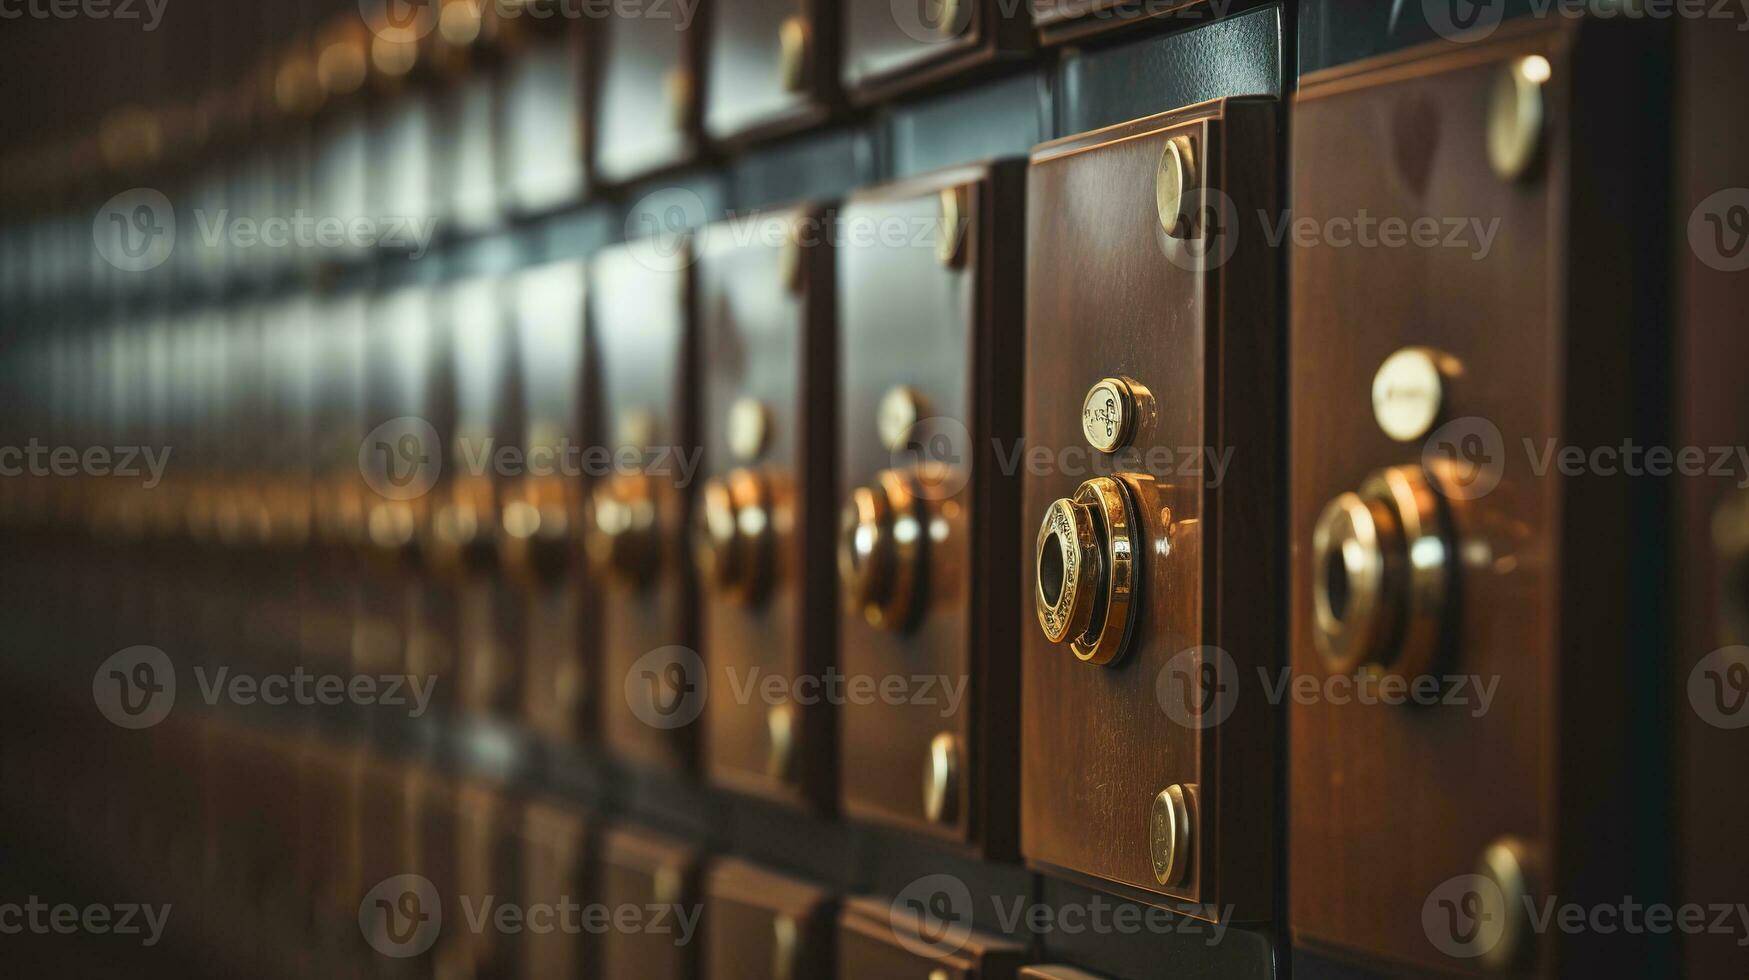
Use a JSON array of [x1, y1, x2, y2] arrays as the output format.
[[705, 858, 836, 979], [1031, 0, 1202, 45], [599, 824, 703, 979], [590, 240, 700, 771], [498, 22, 590, 213], [838, 895, 1026, 979], [1289, 20, 1663, 976], [595, 2, 703, 183], [705, 0, 836, 143], [835, 163, 1024, 856], [507, 260, 595, 747], [695, 207, 838, 810], [1020, 98, 1280, 921], [1674, 19, 1749, 980], [521, 798, 596, 979], [842, 0, 1031, 104]]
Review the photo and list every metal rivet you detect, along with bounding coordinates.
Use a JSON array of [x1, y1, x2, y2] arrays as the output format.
[[1371, 347, 1452, 443], [1156, 136, 1197, 238], [923, 731, 960, 825], [877, 385, 926, 452], [1477, 837, 1535, 972], [1081, 377, 1138, 453], [936, 186, 968, 266], [1487, 55, 1549, 182], [727, 397, 770, 462], [1149, 783, 1194, 886], [777, 15, 808, 94], [765, 703, 797, 783]]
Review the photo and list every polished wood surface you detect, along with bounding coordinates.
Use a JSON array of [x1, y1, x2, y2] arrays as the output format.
[[592, 241, 699, 772], [1020, 98, 1280, 921], [695, 206, 838, 810], [705, 0, 836, 142], [838, 895, 1027, 979], [705, 858, 836, 979], [521, 798, 594, 979], [599, 824, 703, 979], [1289, 20, 1658, 975], [842, 0, 1031, 105], [836, 162, 1025, 856]]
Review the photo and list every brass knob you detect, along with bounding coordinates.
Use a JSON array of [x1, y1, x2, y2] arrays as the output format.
[[586, 474, 658, 587], [364, 496, 425, 568], [923, 731, 960, 825], [839, 470, 926, 630], [1311, 465, 1455, 678], [692, 469, 774, 605], [1149, 783, 1195, 887], [1034, 477, 1139, 666], [499, 476, 579, 585]]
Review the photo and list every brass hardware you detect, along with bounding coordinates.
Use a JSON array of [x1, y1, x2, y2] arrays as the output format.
[[929, 972, 950, 980], [839, 470, 926, 630], [765, 703, 797, 783], [1311, 466, 1454, 679], [425, 479, 497, 576], [438, 0, 485, 48], [652, 865, 682, 906], [1035, 478, 1139, 666], [936, 186, 968, 266], [726, 397, 771, 462], [778, 227, 805, 295], [618, 409, 657, 451], [1155, 136, 1197, 238], [877, 385, 927, 453], [923, 731, 960, 825], [1714, 491, 1749, 645], [664, 67, 694, 131], [1372, 347, 1458, 443], [935, 0, 962, 36], [1487, 55, 1549, 181], [772, 913, 800, 980], [1149, 783, 1195, 887], [692, 469, 773, 604], [777, 14, 809, 94], [1477, 837, 1536, 972], [586, 474, 659, 587], [1081, 377, 1139, 453], [316, 18, 370, 97], [499, 476, 577, 584]]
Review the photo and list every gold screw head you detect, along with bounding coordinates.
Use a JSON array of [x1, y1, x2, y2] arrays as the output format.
[[1155, 136, 1197, 238], [877, 385, 926, 452], [765, 703, 798, 782], [1476, 837, 1536, 972], [1149, 783, 1195, 886], [1488, 55, 1549, 181]]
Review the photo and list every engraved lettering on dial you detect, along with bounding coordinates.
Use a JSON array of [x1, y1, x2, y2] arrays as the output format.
[[1081, 377, 1137, 453], [1371, 347, 1452, 443]]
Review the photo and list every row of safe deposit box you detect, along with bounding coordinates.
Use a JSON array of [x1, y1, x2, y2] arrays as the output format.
[[1, 9, 1747, 980]]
